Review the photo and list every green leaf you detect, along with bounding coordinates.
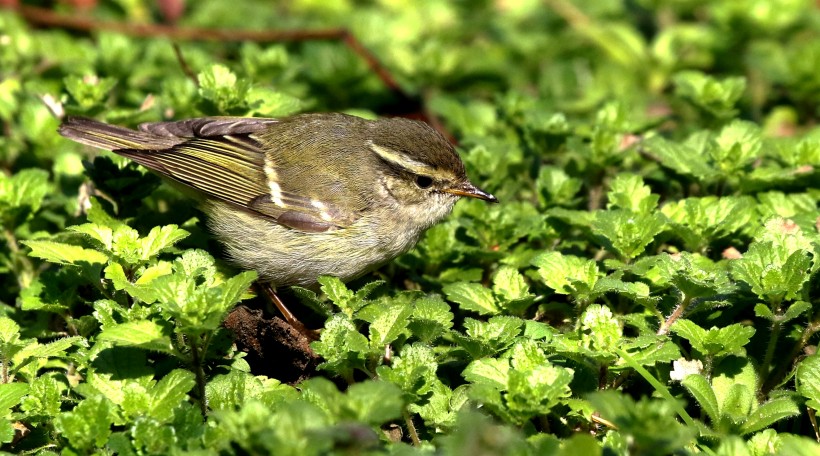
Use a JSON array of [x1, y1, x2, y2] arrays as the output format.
[[580, 304, 622, 354], [55, 395, 114, 451], [407, 296, 453, 343], [442, 282, 499, 315], [464, 358, 510, 391], [344, 381, 404, 425], [492, 266, 535, 314], [369, 301, 414, 348], [642, 134, 719, 180], [312, 314, 370, 379], [739, 396, 800, 435], [64, 74, 117, 110], [376, 344, 437, 400], [592, 210, 667, 260], [149, 369, 196, 422], [138, 225, 190, 260], [12, 336, 83, 366], [607, 174, 658, 214], [104, 262, 162, 303], [531, 251, 599, 297], [68, 223, 114, 250], [588, 391, 696, 454], [661, 196, 756, 250], [318, 276, 359, 315], [505, 362, 573, 421], [673, 71, 745, 118], [681, 374, 720, 424], [0, 383, 30, 413], [711, 120, 762, 174], [711, 356, 757, 425], [21, 374, 64, 418], [23, 240, 109, 265], [197, 64, 249, 112], [246, 87, 303, 117], [0, 168, 50, 225], [732, 240, 811, 303], [796, 354, 820, 410], [671, 320, 755, 358], [622, 336, 681, 367], [98, 321, 175, 354], [537, 166, 582, 207]]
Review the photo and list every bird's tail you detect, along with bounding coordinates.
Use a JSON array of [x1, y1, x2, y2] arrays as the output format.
[[58, 117, 181, 151]]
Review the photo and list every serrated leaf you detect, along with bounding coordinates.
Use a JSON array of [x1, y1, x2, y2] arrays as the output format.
[[98, 321, 175, 354], [312, 314, 370, 379], [0, 168, 50, 218], [54, 395, 114, 450], [796, 354, 820, 409], [149, 369, 196, 422], [592, 210, 667, 260], [318, 276, 357, 314], [607, 174, 658, 214], [463, 358, 509, 390], [782, 301, 812, 323], [673, 71, 745, 118], [0, 383, 30, 412], [68, 223, 114, 250], [23, 240, 109, 265], [12, 336, 83, 366], [642, 135, 718, 180], [739, 396, 800, 435], [531, 251, 599, 296], [139, 225, 190, 260], [671, 320, 755, 358], [376, 344, 437, 400], [104, 263, 161, 304], [681, 374, 720, 424], [442, 282, 499, 315], [408, 297, 453, 343], [369, 302, 414, 348], [348, 381, 405, 425], [506, 363, 573, 421]]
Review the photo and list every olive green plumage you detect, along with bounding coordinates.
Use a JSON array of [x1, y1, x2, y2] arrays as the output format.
[[59, 113, 496, 287]]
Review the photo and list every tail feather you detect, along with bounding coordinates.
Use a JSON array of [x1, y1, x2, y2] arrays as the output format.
[[58, 117, 182, 151]]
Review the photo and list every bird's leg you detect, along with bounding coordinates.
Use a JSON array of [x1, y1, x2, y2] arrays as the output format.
[[257, 283, 320, 341]]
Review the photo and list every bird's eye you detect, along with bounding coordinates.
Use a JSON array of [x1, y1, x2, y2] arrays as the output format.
[[415, 176, 433, 189]]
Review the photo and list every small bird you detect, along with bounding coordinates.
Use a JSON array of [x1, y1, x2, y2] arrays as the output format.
[[59, 113, 497, 292]]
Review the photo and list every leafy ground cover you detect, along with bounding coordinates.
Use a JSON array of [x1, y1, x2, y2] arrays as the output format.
[[2, 0, 820, 454]]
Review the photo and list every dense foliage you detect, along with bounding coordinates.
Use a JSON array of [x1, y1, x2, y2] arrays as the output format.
[[2, 0, 820, 454]]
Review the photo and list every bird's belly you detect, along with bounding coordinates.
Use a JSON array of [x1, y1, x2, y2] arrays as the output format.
[[206, 202, 419, 287]]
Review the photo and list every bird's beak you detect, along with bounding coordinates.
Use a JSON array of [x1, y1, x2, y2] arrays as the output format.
[[443, 181, 498, 203]]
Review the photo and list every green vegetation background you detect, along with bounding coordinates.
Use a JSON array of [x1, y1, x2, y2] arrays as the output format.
[[2, 0, 820, 454]]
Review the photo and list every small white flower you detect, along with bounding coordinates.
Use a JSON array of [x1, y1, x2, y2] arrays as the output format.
[[670, 358, 703, 381]]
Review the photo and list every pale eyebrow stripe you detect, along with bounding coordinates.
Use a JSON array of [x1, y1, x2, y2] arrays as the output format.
[[367, 140, 432, 175]]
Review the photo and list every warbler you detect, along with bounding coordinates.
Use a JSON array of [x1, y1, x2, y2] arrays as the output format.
[[59, 113, 497, 289]]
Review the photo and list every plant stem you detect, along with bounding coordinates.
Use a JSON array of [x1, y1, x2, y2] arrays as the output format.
[[657, 295, 691, 335], [615, 347, 696, 428], [189, 336, 208, 418], [808, 407, 819, 442], [403, 409, 421, 447], [763, 315, 820, 394], [3, 227, 34, 289], [760, 302, 784, 381]]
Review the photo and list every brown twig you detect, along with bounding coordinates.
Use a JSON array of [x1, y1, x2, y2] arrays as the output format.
[[12, 4, 407, 97], [171, 42, 198, 86]]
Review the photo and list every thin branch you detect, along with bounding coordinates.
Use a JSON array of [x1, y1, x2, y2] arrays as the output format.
[[13, 5, 406, 96], [171, 43, 198, 85], [403, 409, 421, 447]]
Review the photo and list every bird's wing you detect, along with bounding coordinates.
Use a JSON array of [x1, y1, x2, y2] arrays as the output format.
[[61, 116, 363, 232]]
